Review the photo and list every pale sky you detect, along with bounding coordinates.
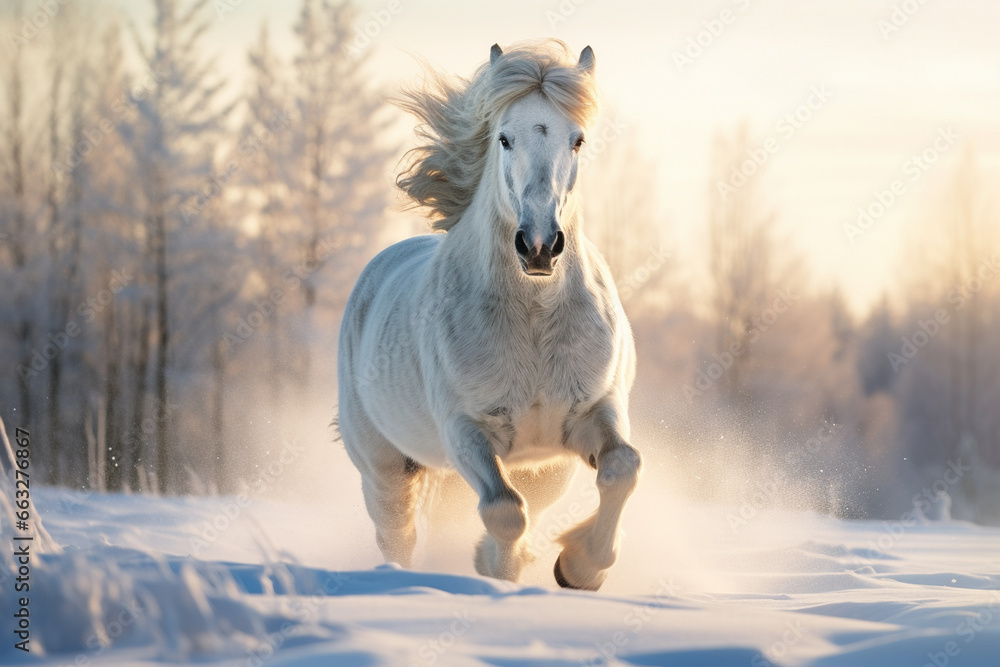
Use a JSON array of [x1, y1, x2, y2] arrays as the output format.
[[112, 0, 1000, 315]]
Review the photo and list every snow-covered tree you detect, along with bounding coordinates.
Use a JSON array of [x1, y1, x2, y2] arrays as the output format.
[[704, 124, 783, 409], [0, 1, 38, 434], [127, 0, 234, 493], [290, 0, 394, 314], [0, 0, 394, 495]]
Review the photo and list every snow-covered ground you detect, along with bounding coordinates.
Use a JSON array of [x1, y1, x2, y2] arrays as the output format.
[[3, 459, 1000, 666]]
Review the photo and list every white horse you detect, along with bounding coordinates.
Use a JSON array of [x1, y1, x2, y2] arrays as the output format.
[[337, 41, 640, 591]]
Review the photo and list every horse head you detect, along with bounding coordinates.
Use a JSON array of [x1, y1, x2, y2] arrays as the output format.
[[489, 44, 596, 277]]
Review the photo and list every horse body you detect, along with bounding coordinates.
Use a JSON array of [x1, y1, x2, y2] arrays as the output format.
[[337, 41, 641, 590], [344, 212, 633, 471]]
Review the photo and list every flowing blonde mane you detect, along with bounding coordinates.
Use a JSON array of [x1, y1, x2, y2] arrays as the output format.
[[396, 40, 599, 231]]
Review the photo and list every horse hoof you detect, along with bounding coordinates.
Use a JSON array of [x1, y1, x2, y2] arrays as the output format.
[[554, 556, 581, 590]]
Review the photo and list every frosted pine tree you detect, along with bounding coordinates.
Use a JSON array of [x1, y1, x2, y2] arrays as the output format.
[[236, 24, 297, 397], [127, 0, 233, 493], [290, 0, 394, 347]]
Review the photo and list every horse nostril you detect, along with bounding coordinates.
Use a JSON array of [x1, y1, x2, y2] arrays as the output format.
[[551, 231, 565, 258], [514, 230, 530, 257]]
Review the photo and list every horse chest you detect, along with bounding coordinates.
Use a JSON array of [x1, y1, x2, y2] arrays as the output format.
[[442, 299, 614, 461], [448, 307, 608, 404]]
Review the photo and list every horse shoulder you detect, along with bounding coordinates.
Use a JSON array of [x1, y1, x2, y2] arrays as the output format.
[[559, 244, 635, 397]]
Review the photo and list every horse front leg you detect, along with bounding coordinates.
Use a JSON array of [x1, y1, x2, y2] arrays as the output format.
[[445, 415, 531, 582], [556, 403, 642, 590]]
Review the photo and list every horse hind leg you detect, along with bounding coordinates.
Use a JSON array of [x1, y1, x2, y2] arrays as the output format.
[[359, 454, 425, 568], [341, 406, 425, 568]]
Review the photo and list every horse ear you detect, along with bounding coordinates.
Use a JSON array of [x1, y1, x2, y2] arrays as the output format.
[[577, 45, 595, 74], [490, 44, 503, 65]]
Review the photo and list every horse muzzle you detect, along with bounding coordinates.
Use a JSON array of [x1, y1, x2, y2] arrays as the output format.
[[514, 228, 565, 277]]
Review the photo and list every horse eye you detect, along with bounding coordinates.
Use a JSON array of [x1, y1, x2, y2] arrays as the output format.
[[499, 134, 511, 150], [573, 136, 585, 153]]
